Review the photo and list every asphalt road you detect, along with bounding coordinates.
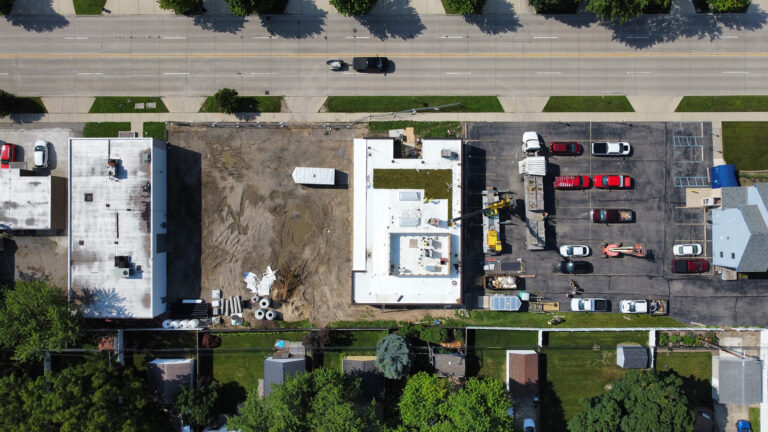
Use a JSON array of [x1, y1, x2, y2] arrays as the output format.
[[0, 13, 767, 96]]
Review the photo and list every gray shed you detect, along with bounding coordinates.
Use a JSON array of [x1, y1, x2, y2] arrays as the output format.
[[713, 357, 762, 405], [264, 357, 306, 397], [616, 345, 649, 369], [432, 353, 466, 378], [146, 358, 195, 405]]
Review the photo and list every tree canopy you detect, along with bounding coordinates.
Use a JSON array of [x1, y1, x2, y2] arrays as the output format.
[[0, 280, 83, 363], [568, 370, 695, 432], [0, 355, 169, 432], [173, 380, 219, 430], [585, 0, 648, 23], [213, 88, 240, 114], [328, 0, 377, 16], [226, 368, 377, 432], [224, 0, 287, 15], [444, 0, 486, 14], [399, 372, 453, 430], [375, 333, 412, 379], [706, 0, 750, 11], [157, 0, 202, 14]]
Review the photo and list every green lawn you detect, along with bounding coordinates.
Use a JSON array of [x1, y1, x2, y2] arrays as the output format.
[[6, 96, 47, 114], [89, 96, 168, 113], [124, 331, 198, 370], [722, 122, 768, 171], [547, 331, 648, 347], [367, 121, 462, 138], [374, 168, 453, 216], [655, 352, 713, 408], [471, 330, 538, 380], [211, 331, 308, 412], [325, 96, 504, 113], [82, 122, 132, 138], [750, 407, 761, 432], [446, 310, 685, 328], [543, 96, 634, 112], [73, 0, 106, 14], [199, 96, 283, 113], [322, 330, 389, 371], [541, 332, 649, 429], [676, 96, 768, 112], [143, 122, 166, 141]]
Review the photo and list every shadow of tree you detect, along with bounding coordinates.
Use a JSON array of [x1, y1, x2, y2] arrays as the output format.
[[218, 381, 247, 414], [465, 2, 521, 34], [193, 14, 246, 33], [75, 287, 130, 318], [539, 354, 568, 431], [6, 4, 69, 32], [355, 0, 425, 40], [260, 6, 327, 38]]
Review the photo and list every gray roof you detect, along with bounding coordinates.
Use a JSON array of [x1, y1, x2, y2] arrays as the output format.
[[714, 357, 762, 405], [616, 345, 648, 369], [739, 236, 768, 272], [722, 187, 748, 208], [433, 353, 466, 378], [741, 206, 768, 234], [146, 358, 194, 405], [755, 183, 768, 205], [264, 357, 305, 397]]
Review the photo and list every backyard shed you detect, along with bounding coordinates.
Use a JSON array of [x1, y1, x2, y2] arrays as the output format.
[[712, 356, 762, 405], [616, 345, 649, 369], [342, 356, 385, 401], [506, 350, 539, 394], [432, 353, 466, 378], [292, 167, 335, 185], [264, 357, 306, 397], [146, 358, 195, 405]]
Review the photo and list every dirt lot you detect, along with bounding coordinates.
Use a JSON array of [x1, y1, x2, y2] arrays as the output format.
[[167, 124, 453, 325]]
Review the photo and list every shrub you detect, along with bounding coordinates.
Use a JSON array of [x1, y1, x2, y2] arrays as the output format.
[[418, 326, 448, 344], [375, 333, 411, 379], [399, 323, 422, 339], [669, 334, 682, 345], [213, 88, 239, 114], [444, 0, 486, 14], [658, 332, 670, 346], [329, 0, 377, 16], [682, 334, 697, 347], [157, 0, 202, 14]]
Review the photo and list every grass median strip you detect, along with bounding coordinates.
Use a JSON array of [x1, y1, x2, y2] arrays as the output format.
[[543, 96, 634, 112], [676, 96, 768, 112], [722, 122, 768, 171], [325, 96, 503, 113], [143, 122, 166, 141], [73, 0, 107, 14], [83, 122, 131, 138], [199, 95, 283, 113], [89, 97, 168, 113], [368, 121, 462, 138]]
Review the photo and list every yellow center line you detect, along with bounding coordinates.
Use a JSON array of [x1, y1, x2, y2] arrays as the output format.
[[0, 51, 767, 59]]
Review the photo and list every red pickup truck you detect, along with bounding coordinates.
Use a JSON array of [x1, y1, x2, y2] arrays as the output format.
[[593, 175, 631, 189], [554, 175, 590, 190], [671, 259, 709, 274]]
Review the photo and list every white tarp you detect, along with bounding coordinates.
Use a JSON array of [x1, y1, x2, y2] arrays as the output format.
[[243, 266, 277, 296], [518, 156, 547, 176], [292, 167, 335, 185]]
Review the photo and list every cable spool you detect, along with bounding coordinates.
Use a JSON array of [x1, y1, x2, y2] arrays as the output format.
[[259, 297, 271, 309], [254, 309, 266, 320], [265, 310, 277, 321], [162, 319, 173, 329], [189, 319, 200, 328], [170, 320, 180, 329], [179, 319, 190, 329]]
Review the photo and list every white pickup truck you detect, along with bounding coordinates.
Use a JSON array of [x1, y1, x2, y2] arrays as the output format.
[[591, 141, 631, 156], [521, 131, 541, 153]]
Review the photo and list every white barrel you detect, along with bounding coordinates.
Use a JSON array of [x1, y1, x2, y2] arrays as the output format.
[[254, 309, 265, 320], [162, 319, 173, 329], [189, 319, 200, 328], [265, 310, 277, 321], [259, 297, 271, 309], [170, 320, 180, 329]]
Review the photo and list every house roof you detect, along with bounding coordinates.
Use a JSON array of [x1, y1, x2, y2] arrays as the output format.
[[741, 206, 768, 234], [507, 350, 538, 385], [739, 235, 768, 272], [432, 353, 466, 378], [264, 357, 305, 397], [146, 358, 194, 405], [616, 345, 648, 369], [722, 187, 748, 208], [342, 356, 385, 401], [714, 357, 762, 405]]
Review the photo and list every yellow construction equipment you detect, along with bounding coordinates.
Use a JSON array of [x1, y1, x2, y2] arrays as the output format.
[[487, 230, 502, 254]]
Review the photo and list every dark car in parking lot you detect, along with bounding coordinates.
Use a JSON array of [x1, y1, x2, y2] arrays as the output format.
[[353, 56, 389, 73], [590, 209, 634, 223], [549, 141, 582, 156], [672, 259, 709, 274], [554, 260, 591, 274]]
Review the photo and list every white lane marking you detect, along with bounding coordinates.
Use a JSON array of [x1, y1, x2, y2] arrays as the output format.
[[532, 36, 558, 39], [535, 71, 561, 75], [722, 71, 749, 74], [253, 36, 278, 39], [77, 72, 102, 75], [342, 72, 354, 75], [162, 36, 186, 40], [64, 36, 88, 40], [721, 35, 739, 39], [436, 35, 464, 39], [345, 36, 370, 39], [249, 72, 277, 75], [626, 71, 651, 74], [0, 73, 8, 76], [445, 72, 471, 75], [163, 72, 188, 75]]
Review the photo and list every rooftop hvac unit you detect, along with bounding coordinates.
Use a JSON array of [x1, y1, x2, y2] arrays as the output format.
[[113, 268, 131, 278]]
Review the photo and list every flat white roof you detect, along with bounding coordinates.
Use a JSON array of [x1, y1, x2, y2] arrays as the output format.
[[352, 138, 462, 305], [69, 138, 158, 318], [0, 169, 52, 230]]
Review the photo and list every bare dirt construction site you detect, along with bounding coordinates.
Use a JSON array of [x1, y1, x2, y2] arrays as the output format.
[[167, 124, 453, 325]]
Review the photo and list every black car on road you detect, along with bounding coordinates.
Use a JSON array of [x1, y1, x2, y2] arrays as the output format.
[[353, 56, 389, 73]]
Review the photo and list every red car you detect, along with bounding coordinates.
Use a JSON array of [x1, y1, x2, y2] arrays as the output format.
[[672, 259, 709, 274], [554, 175, 590, 190], [549, 141, 582, 156], [0, 143, 16, 169], [594, 175, 631, 189]]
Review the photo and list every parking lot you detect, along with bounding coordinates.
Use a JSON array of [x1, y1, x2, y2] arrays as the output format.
[[464, 122, 768, 326]]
